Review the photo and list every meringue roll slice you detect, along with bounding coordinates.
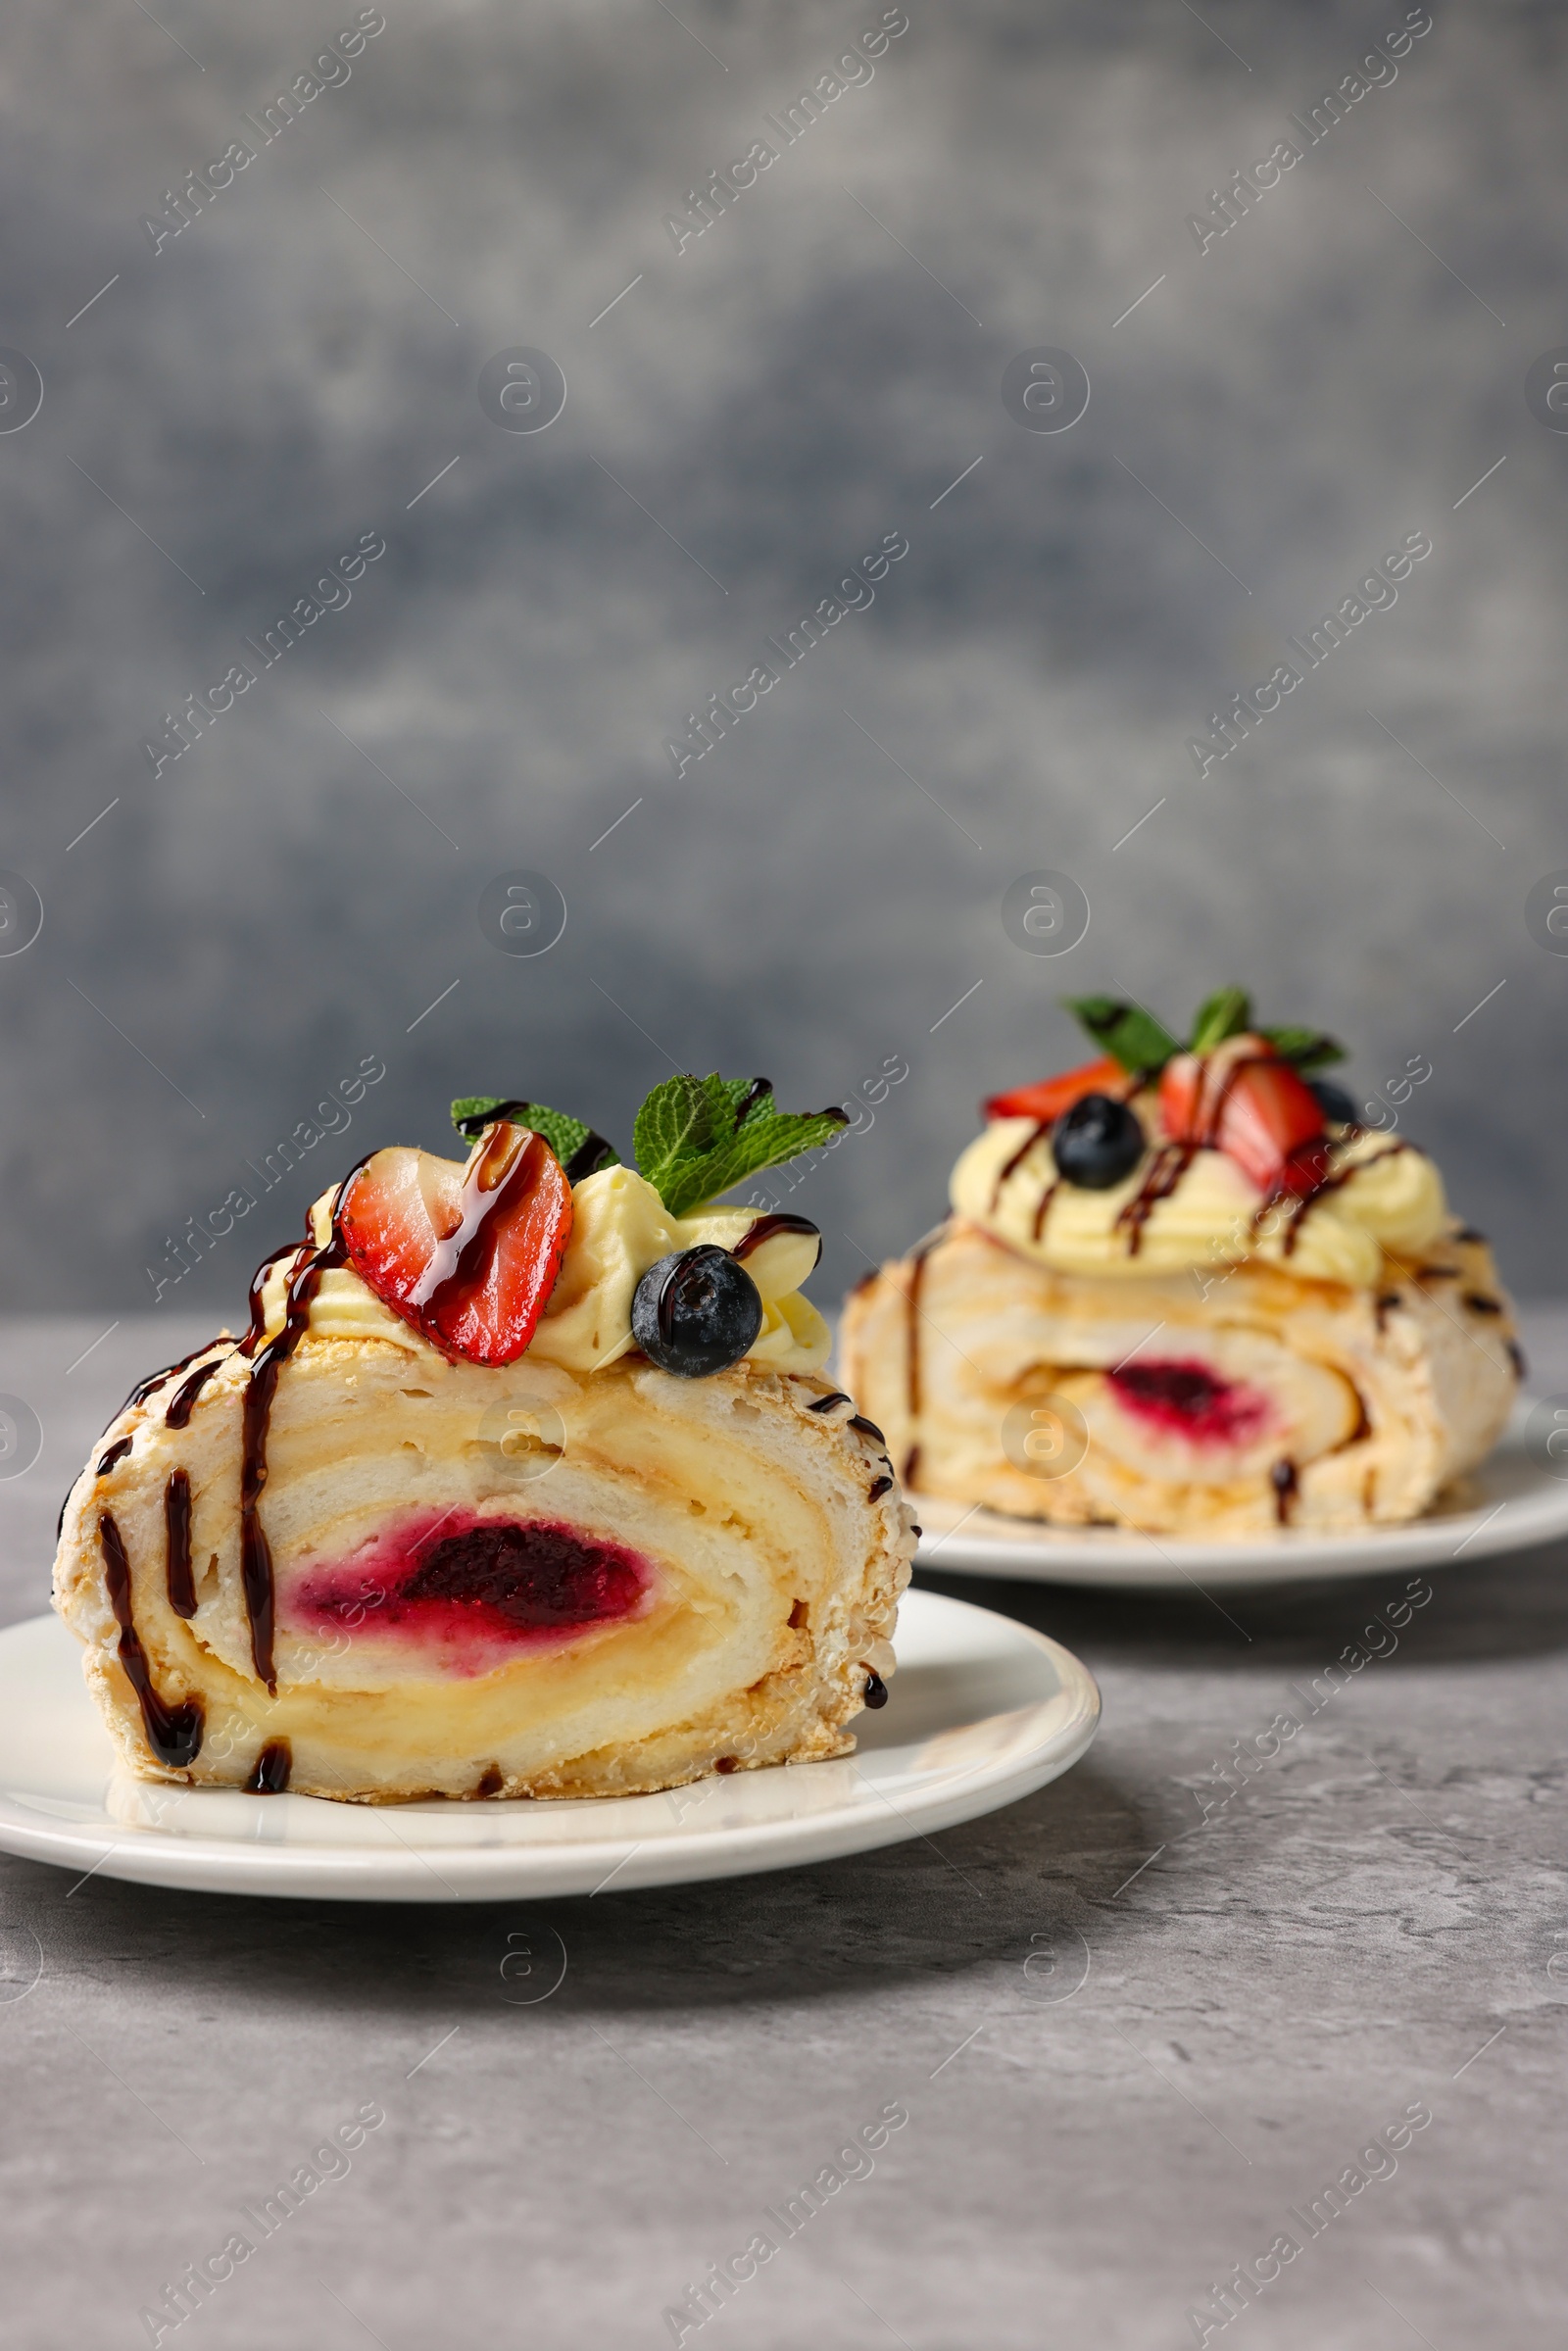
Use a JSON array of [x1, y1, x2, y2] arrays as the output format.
[[54, 1088, 914, 1800], [841, 995, 1521, 1539]]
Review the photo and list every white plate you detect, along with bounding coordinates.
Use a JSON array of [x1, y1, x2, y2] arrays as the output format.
[[0, 1592, 1099, 1903], [914, 1413, 1568, 1588]]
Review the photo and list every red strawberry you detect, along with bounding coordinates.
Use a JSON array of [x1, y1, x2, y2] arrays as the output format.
[[1216, 1059, 1331, 1195], [1157, 1051, 1206, 1143], [337, 1123, 572, 1365], [984, 1057, 1124, 1125], [1159, 1033, 1270, 1142], [1160, 1036, 1330, 1193]]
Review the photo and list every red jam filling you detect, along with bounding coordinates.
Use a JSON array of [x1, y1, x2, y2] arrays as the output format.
[[293, 1512, 651, 1669], [1107, 1358, 1270, 1446]]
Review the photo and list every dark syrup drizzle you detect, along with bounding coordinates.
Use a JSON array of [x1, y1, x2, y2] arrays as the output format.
[[237, 1242, 302, 1359], [247, 1740, 292, 1793], [1266, 1142, 1409, 1257], [1270, 1460, 1298, 1525], [408, 1125, 551, 1331], [808, 1392, 851, 1413], [165, 1355, 224, 1429], [734, 1212, 821, 1269], [99, 1512, 204, 1767], [849, 1413, 886, 1444], [164, 1470, 196, 1617], [119, 1341, 217, 1418], [452, 1102, 614, 1182], [1115, 1144, 1196, 1255], [868, 1474, 894, 1501], [240, 1228, 348, 1691], [96, 1437, 133, 1476], [862, 1669, 889, 1709], [991, 1120, 1053, 1210]]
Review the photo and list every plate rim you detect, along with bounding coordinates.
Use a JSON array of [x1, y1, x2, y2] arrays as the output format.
[[0, 1592, 1101, 1902], [910, 1422, 1568, 1587]]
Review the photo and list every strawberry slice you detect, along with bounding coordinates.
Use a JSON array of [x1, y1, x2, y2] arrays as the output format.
[[1156, 1051, 1205, 1144], [1216, 1060, 1331, 1196], [1159, 1036, 1330, 1193], [337, 1123, 572, 1365], [984, 1057, 1124, 1125]]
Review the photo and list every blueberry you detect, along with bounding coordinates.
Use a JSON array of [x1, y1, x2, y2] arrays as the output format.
[[631, 1246, 763, 1378], [1051, 1094, 1146, 1191], [1309, 1077, 1358, 1128]]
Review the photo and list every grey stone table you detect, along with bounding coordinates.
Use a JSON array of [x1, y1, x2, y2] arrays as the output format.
[[1, 1313, 1565, 2351]]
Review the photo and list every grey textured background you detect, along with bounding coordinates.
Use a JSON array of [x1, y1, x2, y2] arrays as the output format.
[[2, 0, 1565, 1322]]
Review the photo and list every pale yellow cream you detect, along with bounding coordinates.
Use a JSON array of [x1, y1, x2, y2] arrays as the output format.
[[259, 1165, 831, 1372], [950, 1115, 1449, 1287]]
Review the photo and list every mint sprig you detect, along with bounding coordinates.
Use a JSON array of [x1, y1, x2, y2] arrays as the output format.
[[1063, 991, 1345, 1073], [1062, 996, 1182, 1075], [1254, 1026, 1345, 1071], [1188, 986, 1252, 1054], [632, 1073, 847, 1218], [450, 1097, 619, 1177]]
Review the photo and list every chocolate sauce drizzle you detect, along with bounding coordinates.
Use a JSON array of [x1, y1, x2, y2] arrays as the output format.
[[1264, 1142, 1410, 1257], [991, 1120, 1053, 1211], [734, 1212, 820, 1269], [99, 1512, 204, 1768], [164, 1470, 196, 1617], [119, 1341, 216, 1417], [862, 1669, 889, 1709], [848, 1413, 886, 1444], [241, 1228, 349, 1690], [238, 1243, 302, 1358], [808, 1392, 851, 1413], [1115, 1144, 1196, 1256], [165, 1354, 224, 1429], [96, 1436, 133, 1477], [247, 1740, 292, 1793], [1031, 1179, 1061, 1242], [868, 1474, 894, 1501]]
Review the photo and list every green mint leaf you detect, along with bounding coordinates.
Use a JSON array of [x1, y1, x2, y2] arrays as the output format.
[[1257, 1027, 1346, 1071], [661, 1108, 848, 1217], [450, 1097, 618, 1176], [631, 1074, 714, 1201], [1188, 987, 1252, 1054], [1062, 996, 1182, 1075], [633, 1072, 846, 1216]]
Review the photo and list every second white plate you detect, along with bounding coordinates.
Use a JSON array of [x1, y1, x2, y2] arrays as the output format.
[[914, 1418, 1568, 1587], [0, 1591, 1099, 1903]]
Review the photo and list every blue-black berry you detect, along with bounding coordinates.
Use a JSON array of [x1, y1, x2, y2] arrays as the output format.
[[631, 1246, 763, 1378], [1052, 1094, 1146, 1191], [1308, 1077, 1358, 1128]]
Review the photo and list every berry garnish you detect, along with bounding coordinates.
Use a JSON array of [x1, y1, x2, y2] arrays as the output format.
[[1309, 1077, 1358, 1127], [1052, 1094, 1147, 1190], [1212, 1056, 1330, 1195], [984, 1056, 1124, 1125], [337, 1123, 572, 1365], [630, 1246, 763, 1378]]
